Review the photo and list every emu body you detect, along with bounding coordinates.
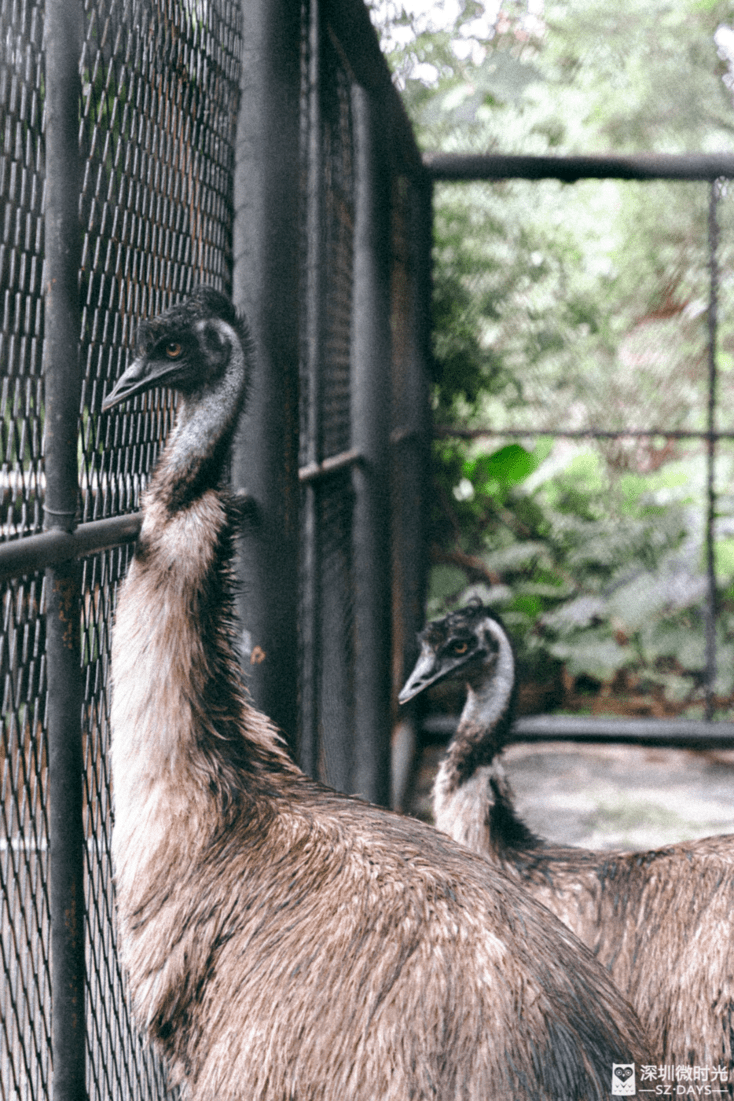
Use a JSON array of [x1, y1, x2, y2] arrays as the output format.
[[105, 289, 650, 1101], [400, 604, 734, 1074]]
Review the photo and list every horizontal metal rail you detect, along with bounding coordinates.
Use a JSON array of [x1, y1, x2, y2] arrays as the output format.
[[0, 514, 142, 580], [298, 447, 363, 483], [0, 490, 258, 580], [423, 713, 734, 747], [0, 456, 366, 581], [435, 426, 734, 441], [424, 152, 734, 182]]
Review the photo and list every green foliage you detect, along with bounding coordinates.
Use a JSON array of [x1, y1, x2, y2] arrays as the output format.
[[428, 436, 734, 712]]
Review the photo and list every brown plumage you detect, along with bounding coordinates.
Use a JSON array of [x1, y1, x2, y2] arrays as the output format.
[[400, 602, 734, 1076], [103, 288, 651, 1101]]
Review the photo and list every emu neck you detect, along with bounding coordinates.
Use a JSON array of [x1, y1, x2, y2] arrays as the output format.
[[446, 630, 516, 784], [155, 356, 246, 511], [461, 672, 514, 740], [432, 636, 516, 850], [109, 362, 294, 898]]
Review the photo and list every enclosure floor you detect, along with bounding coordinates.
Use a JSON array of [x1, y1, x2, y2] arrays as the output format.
[[407, 741, 734, 850]]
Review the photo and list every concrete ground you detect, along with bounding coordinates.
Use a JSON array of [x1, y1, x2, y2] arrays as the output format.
[[408, 740, 734, 850]]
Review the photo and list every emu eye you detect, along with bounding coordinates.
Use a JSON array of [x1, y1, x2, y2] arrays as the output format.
[[165, 342, 183, 359], [451, 640, 470, 655]]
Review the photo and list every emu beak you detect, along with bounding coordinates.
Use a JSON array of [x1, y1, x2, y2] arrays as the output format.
[[101, 357, 176, 412], [398, 650, 441, 705]]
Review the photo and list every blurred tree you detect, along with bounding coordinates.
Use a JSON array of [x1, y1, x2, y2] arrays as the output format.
[[370, 0, 734, 715]]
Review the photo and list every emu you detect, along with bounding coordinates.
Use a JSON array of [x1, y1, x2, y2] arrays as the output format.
[[400, 602, 734, 1075], [102, 287, 650, 1101]]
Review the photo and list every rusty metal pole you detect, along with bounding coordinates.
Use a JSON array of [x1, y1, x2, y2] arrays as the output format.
[[232, 0, 302, 754]]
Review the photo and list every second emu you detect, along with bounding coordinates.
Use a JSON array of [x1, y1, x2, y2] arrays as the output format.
[[400, 602, 734, 1076], [103, 288, 650, 1100]]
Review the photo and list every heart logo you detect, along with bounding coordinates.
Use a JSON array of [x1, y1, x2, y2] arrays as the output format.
[[615, 1067, 634, 1082]]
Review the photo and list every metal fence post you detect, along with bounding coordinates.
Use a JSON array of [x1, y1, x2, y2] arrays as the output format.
[[389, 172, 433, 809], [350, 85, 393, 805], [704, 179, 720, 720], [409, 173, 434, 614], [232, 0, 302, 752], [43, 1, 85, 1099], [298, 0, 327, 779]]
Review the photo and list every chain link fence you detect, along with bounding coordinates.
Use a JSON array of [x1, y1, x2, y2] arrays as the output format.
[[1, 0, 430, 1098]]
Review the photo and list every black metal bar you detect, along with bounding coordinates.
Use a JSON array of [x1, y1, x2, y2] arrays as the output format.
[[434, 425, 734, 441], [412, 174, 435, 591], [44, 13, 83, 537], [424, 152, 734, 182], [0, 492, 255, 581], [232, 0, 302, 752], [423, 713, 734, 749], [350, 85, 392, 806], [43, 0, 86, 1098], [0, 514, 142, 581], [298, 0, 327, 779], [390, 173, 434, 811], [704, 181, 720, 720], [321, 0, 424, 180], [45, 563, 85, 1101]]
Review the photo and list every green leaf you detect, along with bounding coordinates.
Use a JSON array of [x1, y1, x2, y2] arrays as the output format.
[[715, 536, 734, 580], [471, 444, 539, 488]]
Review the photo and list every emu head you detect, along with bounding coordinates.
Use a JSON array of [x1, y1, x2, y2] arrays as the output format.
[[102, 286, 251, 411], [399, 603, 514, 705]]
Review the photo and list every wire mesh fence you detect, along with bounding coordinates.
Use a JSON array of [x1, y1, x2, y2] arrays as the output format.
[[297, 19, 359, 790], [429, 164, 734, 730], [2, 2, 51, 1098], [78, 0, 241, 524], [1, 0, 430, 1098], [1, 571, 49, 1101], [2, 0, 243, 1095], [1, 0, 44, 544]]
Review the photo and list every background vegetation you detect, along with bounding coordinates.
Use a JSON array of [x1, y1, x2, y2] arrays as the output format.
[[370, 0, 734, 716]]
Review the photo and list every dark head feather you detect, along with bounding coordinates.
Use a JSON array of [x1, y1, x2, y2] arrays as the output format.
[[421, 602, 503, 649], [135, 286, 245, 357]]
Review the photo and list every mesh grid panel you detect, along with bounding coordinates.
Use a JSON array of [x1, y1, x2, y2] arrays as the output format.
[[1, 6, 49, 1097], [388, 175, 417, 697], [0, 0, 45, 542], [431, 174, 734, 717], [76, 0, 243, 1094], [2, 0, 242, 1096], [1, 573, 49, 1101], [319, 48, 354, 462], [78, 0, 241, 522], [313, 472, 356, 790], [297, 18, 359, 791], [81, 547, 172, 1101], [716, 184, 734, 432], [432, 177, 717, 437]]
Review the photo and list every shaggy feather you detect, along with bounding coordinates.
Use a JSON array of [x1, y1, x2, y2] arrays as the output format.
[[402, 604, 734, 1077], [106, 290, 651, 1100]]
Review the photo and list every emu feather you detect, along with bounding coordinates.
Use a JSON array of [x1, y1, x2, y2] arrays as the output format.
[[400, 603, 734, 1076], [104, 288, 650, 1100]]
